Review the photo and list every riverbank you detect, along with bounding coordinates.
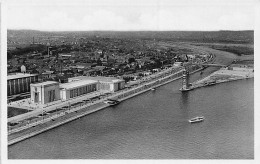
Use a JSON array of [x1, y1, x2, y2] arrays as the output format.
[[9, 69, 254, 159], [9, 66, 202, 146], [189, 62, 254, 90]]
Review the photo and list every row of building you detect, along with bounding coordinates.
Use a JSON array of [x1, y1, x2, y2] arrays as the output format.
[[8, 73, 125, 105]]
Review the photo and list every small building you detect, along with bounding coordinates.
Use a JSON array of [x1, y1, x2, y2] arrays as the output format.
[[41, 71, 55, 81], [21, 65, 26, 73], [59, 54, 75, 58], [142, 72, 152, 76], [152, 68, 160, 72], [174, 62, 183, 67], [30, 81, 60, 104], [59, 80, 98, 100], [8, 73, 39, 97]]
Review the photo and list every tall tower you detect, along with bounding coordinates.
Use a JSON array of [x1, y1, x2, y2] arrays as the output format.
[[181, 67, 190, 91]]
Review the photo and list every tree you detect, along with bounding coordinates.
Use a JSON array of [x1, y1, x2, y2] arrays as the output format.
[[128, 57, 136, 63], [97, 58, 102, 65]]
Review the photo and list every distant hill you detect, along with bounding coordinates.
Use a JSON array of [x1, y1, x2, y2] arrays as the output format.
[[8, 30, 254, 44]]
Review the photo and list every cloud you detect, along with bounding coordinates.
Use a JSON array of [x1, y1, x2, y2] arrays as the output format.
[[81, 10, 131, 30], [217, 12, 254, 30], [7, 4, 254, 31]]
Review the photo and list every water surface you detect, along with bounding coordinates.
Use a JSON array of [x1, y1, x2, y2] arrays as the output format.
[[8, 68, 254, 159]]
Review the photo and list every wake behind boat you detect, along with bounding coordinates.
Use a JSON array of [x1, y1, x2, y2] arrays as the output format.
[[189, 116, 204, 123]]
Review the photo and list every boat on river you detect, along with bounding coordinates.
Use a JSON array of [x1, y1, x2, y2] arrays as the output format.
[[204, 80, 216, 86], [180, 87, 193, 92], [104, 99, 120, 106], [189, 116, 204, 123]]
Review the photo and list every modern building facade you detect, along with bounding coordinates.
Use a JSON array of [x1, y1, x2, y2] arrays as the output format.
[[59, 80, 98, 100], [28, 76, 125, 105], [30, 81, 60, 104], [8, 73, 39, 97], [68, 76, 125, 92]]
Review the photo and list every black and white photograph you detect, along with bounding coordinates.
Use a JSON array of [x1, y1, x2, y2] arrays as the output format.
[[1, 0, 259, 162]]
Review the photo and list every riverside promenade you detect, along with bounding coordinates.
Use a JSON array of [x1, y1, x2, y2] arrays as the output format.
[[8, 64, 204, 146]]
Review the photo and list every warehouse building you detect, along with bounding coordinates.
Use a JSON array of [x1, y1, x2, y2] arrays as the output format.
[[59, 80, 98, 100], [8, 73, 39, 97], [30, 81, 60, 104], [68, 76, 125, 92]]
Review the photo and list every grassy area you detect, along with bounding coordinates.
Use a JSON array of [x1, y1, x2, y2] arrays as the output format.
[[232, 58, 254, 68], [194, 43, 254, 56], [8, 107, 30, 118], [211, 46, 253, 56], [210, 74, 232, 81]]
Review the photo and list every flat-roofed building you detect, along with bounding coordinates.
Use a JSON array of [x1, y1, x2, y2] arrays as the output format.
[[68, 76, 125, 92], [59, 79, 98, 100], [30, 81, 60, 104], [8, 73, 39, 97]]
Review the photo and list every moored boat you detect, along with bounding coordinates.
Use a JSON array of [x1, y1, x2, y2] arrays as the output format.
[[204, 81, 216, 86], [189, 116, 204, 123], [208, 81, 216, 85], [104, 99, 120, 106], [180, 87, 193, 92]]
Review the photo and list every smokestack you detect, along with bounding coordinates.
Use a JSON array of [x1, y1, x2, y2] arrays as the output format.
[[47, 42, 51, 57]]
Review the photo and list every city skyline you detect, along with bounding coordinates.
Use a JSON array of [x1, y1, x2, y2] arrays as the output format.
[[6, 0, 255, 31]]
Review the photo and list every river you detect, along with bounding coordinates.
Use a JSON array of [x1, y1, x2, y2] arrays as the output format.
[[8, 66, 254, 159]]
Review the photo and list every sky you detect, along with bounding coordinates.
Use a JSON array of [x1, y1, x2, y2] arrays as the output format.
[[6, 0, 256, 31]]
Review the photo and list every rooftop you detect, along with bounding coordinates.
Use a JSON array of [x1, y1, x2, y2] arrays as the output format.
[[8, 73, 38, 80], [30, 81, 59, 87], [69, 76, 124, 83], [60, 79, 97, 90]]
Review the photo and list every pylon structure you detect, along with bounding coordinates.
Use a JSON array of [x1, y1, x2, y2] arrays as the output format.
[[180, 67, 191, 91]]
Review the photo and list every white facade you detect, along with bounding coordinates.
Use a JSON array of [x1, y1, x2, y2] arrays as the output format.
[[59, 80, 98, 100], [21, 65, 26, 73], [68, 76, 125, 92], [174, 62, 182, 67], [96, 80, 124, 92], [30, 81, 60, 104]]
